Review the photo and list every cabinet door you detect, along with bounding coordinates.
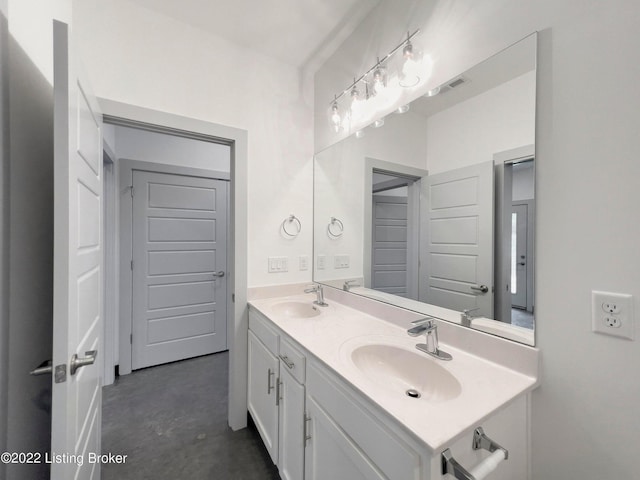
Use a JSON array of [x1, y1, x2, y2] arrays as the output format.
[[305, 396, 386, 480], [278, 367, 305, 480], [248, 330, 279, 463]]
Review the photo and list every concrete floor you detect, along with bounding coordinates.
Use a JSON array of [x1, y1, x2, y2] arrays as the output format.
[[102, 352, 280, 480]]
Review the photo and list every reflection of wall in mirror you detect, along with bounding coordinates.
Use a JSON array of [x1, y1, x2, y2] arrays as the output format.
[[313, 112, 427, 283], [425, 70, 535, 174]]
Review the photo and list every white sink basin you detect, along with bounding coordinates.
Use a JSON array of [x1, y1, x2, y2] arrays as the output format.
[[271, 301, 321, 318], [349, 343, 462, 402]]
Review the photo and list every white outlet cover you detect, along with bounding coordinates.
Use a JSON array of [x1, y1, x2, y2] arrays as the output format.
[[592, 291, 634, 340]]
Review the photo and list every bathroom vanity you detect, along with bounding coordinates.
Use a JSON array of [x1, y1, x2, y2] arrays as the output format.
[[247, 288, 539, 480]]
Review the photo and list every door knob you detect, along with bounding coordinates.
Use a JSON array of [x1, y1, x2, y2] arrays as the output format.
[[70, 350, 97, 375], [470, 285, 489, 294], [30, 359, 53, 376], [212, 271, 225, 278]]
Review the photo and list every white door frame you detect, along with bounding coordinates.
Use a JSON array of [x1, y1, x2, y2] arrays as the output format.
[[100, 99, 249, 431]]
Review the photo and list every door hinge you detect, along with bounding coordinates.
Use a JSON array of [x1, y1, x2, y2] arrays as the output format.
[[130, 185, 134, 197], [130, 334, 133, 344], [304, 414, 312, 446], [232, 293, 235, 303], [130, 260, 134, 270]]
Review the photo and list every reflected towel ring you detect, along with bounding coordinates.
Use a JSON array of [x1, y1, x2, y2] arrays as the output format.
[[327, 217, 344, 238], [282, 214, 302, 238]]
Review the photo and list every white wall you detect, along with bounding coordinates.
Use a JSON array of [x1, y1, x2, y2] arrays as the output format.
[[3, 1, 70, 478], [426, 71, 535, 174], [113, 125, 231, 172], [512, 162, 534, 202], [314, 1, 640, 478], [75, 0, 314, 288], [0, 0, 9, 474], [314, 110, 426, 283]]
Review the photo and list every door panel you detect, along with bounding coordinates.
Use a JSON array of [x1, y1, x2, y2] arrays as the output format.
[[132, 171, 228, 369], [372, 195, 408, 297], [422, 161, 494, 317], [52, 20, 103, 480]]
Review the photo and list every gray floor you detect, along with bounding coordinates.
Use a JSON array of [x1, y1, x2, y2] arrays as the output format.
[[102, 352, 280, 480], [511, 308, 534, 329]]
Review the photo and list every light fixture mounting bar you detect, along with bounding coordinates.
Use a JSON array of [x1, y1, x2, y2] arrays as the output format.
[[331, 29, 421, 104]]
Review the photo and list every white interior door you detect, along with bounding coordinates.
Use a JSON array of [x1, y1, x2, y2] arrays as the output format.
[[371, 195, 408, 297], [511, 203, 528, 309], [421, 161, 494, 317], [52, 20, 103, 480], [131, 170, 228, 369]]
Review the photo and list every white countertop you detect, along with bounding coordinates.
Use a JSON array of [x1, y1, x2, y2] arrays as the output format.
[[248, 291, 539, 452]]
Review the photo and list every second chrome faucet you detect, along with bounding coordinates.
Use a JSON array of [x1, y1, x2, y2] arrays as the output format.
[[407, 318, 452, 361], [304, 284, 328, 307]]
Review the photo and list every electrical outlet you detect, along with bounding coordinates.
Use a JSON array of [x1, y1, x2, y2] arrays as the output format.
[[592, 291, 634, 340]]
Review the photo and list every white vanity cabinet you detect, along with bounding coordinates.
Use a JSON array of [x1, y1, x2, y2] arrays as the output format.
[[247, 329, 279, 462], [248, 310, 306, 480], [248, 301, 533, 480]]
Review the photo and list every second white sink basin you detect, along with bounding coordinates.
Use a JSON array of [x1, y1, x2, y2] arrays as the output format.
[[271, 301, 321, 318], [348, 343, 462, 402]]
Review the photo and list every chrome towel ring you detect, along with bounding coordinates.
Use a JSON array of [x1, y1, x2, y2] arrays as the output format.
[[282, 214, 302, 237], [327, 217, 344, 238]]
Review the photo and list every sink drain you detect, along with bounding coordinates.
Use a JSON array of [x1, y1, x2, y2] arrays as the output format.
[[406, 388, 421, 399]]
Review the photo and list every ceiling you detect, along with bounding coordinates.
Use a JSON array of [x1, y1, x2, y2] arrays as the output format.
[[125, 0, 380, 69]]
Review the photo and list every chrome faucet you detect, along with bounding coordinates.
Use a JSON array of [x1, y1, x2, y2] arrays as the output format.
[[304, 284, 328, 307], [407, 318, 452, 361], [460, 308, 480, 327], [343, 280, 361, 292]]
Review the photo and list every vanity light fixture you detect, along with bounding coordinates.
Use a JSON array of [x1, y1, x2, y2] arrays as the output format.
[[399, 32, 421, 88], [330, 98, 341, 133], [372, 58, 388, 94], [328, 29, 421, 132]]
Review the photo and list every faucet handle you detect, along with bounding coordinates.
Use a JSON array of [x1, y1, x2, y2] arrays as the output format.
[[462, 308, 480, 315], [411, 316, 435, 327]]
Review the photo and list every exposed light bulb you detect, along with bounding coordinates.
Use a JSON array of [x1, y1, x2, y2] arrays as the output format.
[[396, 104, 410, 114], [330, 101, 341, 133], [355, 129, 366, 139], [399, 37, 420, 88], [372, 60, 387, 94], [373, 118, 385, 128]]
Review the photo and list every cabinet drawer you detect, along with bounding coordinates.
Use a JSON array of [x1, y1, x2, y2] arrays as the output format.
[[249, 308, 279, 355], [279, 337, 306, 384]]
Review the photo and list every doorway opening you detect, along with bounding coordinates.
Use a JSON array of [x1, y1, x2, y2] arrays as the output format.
[[98, 102, 249, 452], [371, 170, 419, 299]]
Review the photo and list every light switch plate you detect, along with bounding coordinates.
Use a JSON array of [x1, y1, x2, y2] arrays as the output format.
[[299, 255, 309, 271], [268, 256, 288, 273], [591, 291, 634, 340], [317, 255, 326, 270]]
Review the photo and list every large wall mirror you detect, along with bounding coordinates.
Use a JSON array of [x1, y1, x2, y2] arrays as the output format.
[[313, 34, 537, 345]]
